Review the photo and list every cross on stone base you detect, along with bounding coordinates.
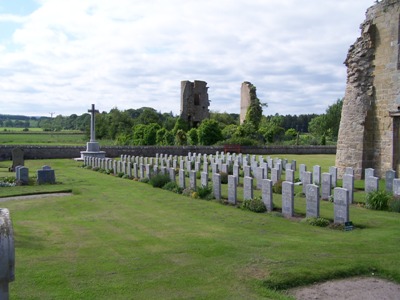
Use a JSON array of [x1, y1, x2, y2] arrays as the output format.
[[88, 104, 99, 142]]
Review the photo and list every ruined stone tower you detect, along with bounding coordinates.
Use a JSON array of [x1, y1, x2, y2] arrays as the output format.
[[240, 81, 253, 124], [336, 0, 400, 179], [180, 80, 210, 127]]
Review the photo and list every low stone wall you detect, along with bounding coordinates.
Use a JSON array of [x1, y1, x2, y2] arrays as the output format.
[[0, 145, 336, 160]]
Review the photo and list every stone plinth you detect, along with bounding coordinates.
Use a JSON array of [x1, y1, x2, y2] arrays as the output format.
[[78, 142, 106, 160]]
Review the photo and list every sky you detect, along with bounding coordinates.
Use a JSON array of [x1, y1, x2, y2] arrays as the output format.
[[0, 0, 375, 117]]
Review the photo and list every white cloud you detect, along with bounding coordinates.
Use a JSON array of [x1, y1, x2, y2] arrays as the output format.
[[0, 0, 374, 116]]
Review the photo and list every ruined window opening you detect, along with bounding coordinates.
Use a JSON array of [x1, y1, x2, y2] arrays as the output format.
[[194, 94, 200, 106]]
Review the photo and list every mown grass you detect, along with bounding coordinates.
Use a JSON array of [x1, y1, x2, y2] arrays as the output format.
[[1, 156, 400, 299]]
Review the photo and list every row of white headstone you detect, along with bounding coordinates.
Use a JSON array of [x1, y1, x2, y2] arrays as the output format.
[[84, 152, 400, 224]]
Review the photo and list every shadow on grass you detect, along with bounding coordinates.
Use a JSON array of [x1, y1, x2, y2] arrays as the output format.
[[15, 232, 46, 250]]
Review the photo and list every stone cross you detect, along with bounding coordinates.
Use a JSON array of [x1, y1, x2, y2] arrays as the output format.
[[88, 104, 99, 142]]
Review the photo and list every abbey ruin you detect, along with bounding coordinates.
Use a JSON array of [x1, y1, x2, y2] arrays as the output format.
[[336, 0, 400, 179], [180, 80, 210, 127]]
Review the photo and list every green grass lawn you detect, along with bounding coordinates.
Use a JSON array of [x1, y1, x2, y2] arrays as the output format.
[[1, 156, 399, 299]]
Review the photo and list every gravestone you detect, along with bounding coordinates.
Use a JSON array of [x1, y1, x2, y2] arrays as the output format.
[[299, 164, 307, 182], [201, 172, 208, 188], [271, 168, 279, 185], [0, 208, 15, 300], [169, 168, 176, 183], [285, 169, 294, 183], [244, 166, 251, 178], [233, 164, 240, 185], [321, 173, 332, 200], [262, 179, 273, 212], [37, 166, 56, 185], [393, 178, 400, 196], [365, 168, 375, 178], [385, 170, 396, 193], [329, 166, 338, 188], [189, 171, 197, 190], [282, 181, 294, 217], [313, 165, 321, 185], [291, 160, 297, 171], [306, 184, 320, 218], [16, 166, 29, 185], [255, 167, 265, 189], [213, 173, 221, 200], [345, 167, 354, 176], [10, 148, 24, 172], [302, 171, 312, 194], [179, 169, 186, 189], [365, 176, 379, 193], [243, 177, 253, 200], [334, 187, 350, 224], [342, 174, 354, 203], [228, 175, 237, 205]]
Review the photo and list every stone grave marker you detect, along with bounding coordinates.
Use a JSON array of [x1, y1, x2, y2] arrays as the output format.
[[365, 176, 379, 193], [233, 164, 240, 185], [37, 166, 56, 185], [306, 184, 320, 218], [16, 166, 29, 185], [228, 175, 237, 205], [299, 164, 307, 182], [386, 170, 396, 193], [213, 173, 221, 200], [321, 173, 332, 200], [179, 169, 186, 189], [285, 169, 294, 183], [255, 167, 265, 189], [189, 171, 197, 190], [271, 168, 279, 185], [302, 171, 312, 194], [342, 174, 354, 203], [282, 181, 294, 217], [201, 172, 208, 187], [10, 148, 24, 172], [329, 166, 337, 188], [169, 168, 176, 182], [313, 165, 321, 185], [334, 187, 350, 224], [262, 179, 273, 212], [365, 168, 375, 178], [243, 177, 253, 200], [345, 167, 354, 176]]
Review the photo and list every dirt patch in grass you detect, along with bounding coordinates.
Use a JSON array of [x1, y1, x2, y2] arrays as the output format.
[[288, 277, 400, 300]]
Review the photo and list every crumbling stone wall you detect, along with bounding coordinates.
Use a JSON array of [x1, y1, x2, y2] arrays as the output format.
[[240, 82, 252, 124], [336, 0, 400, 179], [180, 80, 210, 127]]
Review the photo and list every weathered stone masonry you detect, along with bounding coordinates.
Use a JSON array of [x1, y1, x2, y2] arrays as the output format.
[[336, 0, 400, 179]]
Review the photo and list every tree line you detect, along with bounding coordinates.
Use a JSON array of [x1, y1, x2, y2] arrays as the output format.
[[1, 95, 343, 146]]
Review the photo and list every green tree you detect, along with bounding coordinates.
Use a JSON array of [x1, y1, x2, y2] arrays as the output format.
[[172, 118, 189, 135], [175, 129, 187, 146], [132, 124, 147, 145], [308, 115, 327, 138], [143, 123, 160, 145], [198, 119, 223, 145], [325, 98, 343, 141], [187, 128, 198, 145]]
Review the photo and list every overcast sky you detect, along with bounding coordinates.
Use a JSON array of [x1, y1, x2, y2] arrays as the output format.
[[0, 0, 374, 117]]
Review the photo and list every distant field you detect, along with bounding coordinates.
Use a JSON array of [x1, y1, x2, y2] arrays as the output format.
[[0, 132, 87, 145], [0, 129, 115, 146]]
